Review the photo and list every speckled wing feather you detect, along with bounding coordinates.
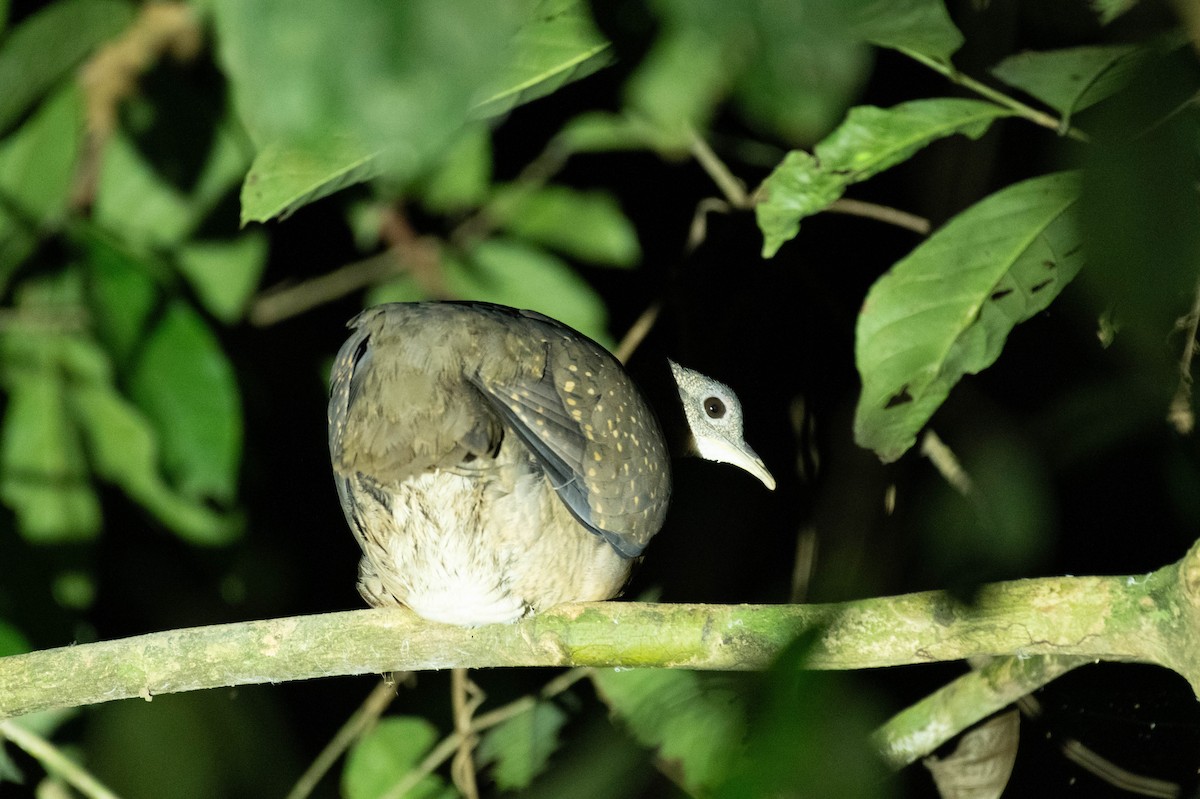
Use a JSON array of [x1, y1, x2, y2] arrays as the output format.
[[467, 306, 671, 557]]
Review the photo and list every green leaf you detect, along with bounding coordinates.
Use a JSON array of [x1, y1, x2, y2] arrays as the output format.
[[463, 238, 610, 345], [342, 716, 456, 799], [477, 701, 568, 791], [1090, 0, 1139, 24], [715, 637, 888, 799], [0, 0, 133, 135], [757, 98, 1013, 257], [71, 365, 239, 545], [129, 301, 242, 504], [624, 24, 728, 149], [176, 234, 268, 323], [239, 136, 380, 224], [0, 324, 102, 543], [592, 669, 747, 796], [554, 111, 678, 154], [473, 0, 614, 119], [733, 3, 871, 144], [0, 84, 84, 290], [992, 45, 1146, 123], [854, 171, 1084, 462], [491, 184, 641, 267], [92, 114, 251, 246], [417, 126, 493, 214], [851, 0, 964, 61], [213, 0, 517, 207], [0, 620, 28, 656], [369, 238, 612, 346], [83, 232, 159, 366], [93, 134, 195, 248]]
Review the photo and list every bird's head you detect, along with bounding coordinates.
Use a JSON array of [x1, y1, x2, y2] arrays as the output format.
[[668, 360, 776, 491]]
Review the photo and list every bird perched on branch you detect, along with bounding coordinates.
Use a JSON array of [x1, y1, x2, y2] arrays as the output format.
[[328, 301, 775, 626]]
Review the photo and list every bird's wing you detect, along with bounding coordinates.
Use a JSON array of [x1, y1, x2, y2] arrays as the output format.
[[471, 313, 671, 557]]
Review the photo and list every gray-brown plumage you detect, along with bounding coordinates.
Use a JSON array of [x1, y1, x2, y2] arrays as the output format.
[[328, 301, 774, 625]]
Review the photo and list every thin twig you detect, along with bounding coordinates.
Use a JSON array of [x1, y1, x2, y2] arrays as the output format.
[[284, 678, 397, 799], [688, 130, 751, 208], [450, 668, 484, 799], [687, 198, 733, 252], [249, 252, 402, 327], [0, 720, 121, 799], [385, 668, 590, 798], [1168, 274, 1200, 435], [920, 430, 973, 496], [827, 198, 931, 235], [899, 48, 1091, 144], [614, 302, 661, 365]]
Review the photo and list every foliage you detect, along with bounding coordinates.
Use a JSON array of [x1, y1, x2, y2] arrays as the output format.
[[0, 0, 1198, 797]]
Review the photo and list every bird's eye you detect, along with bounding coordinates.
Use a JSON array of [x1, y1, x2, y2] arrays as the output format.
[[704, 397, 726, 418]]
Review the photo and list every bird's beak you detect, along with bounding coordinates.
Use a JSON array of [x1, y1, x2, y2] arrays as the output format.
[[706, 439, 777, 491]]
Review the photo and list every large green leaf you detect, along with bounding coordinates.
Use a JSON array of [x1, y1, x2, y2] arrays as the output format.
[[991, 44, 1147, 124], [628, 0, 872, 147], [0, 84, 84, 290], [472, 0, 614, 119], [854, 171, 1084, 462], [592, 669, 746, 796], [129, 300, 242, 504], [491, 184, 641, 267], [0, 0, 133, 135], [757, 98, 1013, 257], [733, 2, 871, 144], [477, 700, 568, 791], [342, 716, 456, 799], [213, 0, 517, 218]]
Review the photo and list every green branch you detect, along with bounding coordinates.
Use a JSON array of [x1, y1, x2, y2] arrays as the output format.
[[3, 542, 1200, 727]]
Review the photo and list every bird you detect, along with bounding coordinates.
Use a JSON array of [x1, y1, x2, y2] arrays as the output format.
[[328, 301, 776, 626]]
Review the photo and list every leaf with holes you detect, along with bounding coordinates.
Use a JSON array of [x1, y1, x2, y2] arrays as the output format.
[[757, 98, 1013, 257], [854, 171, 1084, 462]]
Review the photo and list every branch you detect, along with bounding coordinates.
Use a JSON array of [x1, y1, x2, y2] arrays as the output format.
[[4, 542, 1200, 720]]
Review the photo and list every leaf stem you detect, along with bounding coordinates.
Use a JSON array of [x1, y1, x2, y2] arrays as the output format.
[[284, 679, 397, 799], [0, 719, 121, 799], [899, 48, 1091, 143]]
